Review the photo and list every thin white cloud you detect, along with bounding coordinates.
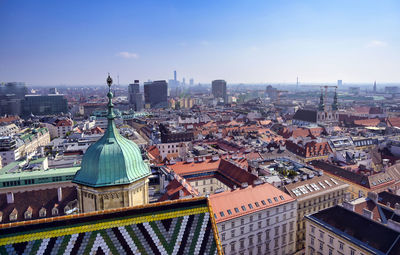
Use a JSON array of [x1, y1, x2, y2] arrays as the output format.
[[200, 40, 210, 46], [366, 40, 388, 48], [116, 51, 139, 59]]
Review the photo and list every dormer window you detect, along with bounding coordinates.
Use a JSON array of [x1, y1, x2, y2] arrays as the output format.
[[52, 206, 59, 216], [39, 207, 47, 217], [9, 208, 18, 221], [24, 207, 33, 219]]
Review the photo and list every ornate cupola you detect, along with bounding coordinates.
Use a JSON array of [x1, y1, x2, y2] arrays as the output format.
[[73, 74, 151, 213]]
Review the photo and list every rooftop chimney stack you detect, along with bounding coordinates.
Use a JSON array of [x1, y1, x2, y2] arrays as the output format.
[[6, 192, 14, 204], [58, 187, 62, 202]]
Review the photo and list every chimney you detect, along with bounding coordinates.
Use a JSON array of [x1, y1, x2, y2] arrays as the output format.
[[342, 201, 355, 211], [6, 192, 14, 204], [395, 203, 400, 215], [58, 187, 62, 202], [367, 192, 378, 203], [362, 208, 373, 219]]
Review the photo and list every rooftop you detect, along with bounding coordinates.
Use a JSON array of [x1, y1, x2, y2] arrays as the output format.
[[209, 182, 295, 223], [306, 205, 400, 255]]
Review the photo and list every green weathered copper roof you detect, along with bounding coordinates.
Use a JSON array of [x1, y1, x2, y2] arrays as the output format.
[[73, 75, 150, 187]]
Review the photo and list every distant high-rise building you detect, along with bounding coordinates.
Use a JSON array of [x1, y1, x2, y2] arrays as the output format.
[[373, 81, 377, 93], [144, 80, 168, 108], [190, 78, 194, 86], [128, 80, 143, 111], [174, 70, 177, 82], [337, 80, 342, 87], [212, 80, 227, 103], [182, 78, 186, 86], [22, 94, 68, 116], [0, 82, 28, 116]]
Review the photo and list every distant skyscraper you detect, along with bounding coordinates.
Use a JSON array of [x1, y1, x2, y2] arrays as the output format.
[[182, 78, 186, 86], [0, 82, 28, 116], [174, 70, 177, 82], [190, 78, 194, 86], [128, 80, 143, 111], [212, 80, 227, 103], [337, 80, 342, 87], [373, 81, 377, 93], [144, 80, 168, 108]]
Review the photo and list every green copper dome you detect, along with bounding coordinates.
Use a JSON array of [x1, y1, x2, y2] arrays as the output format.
[[73, 75, 150, 187]]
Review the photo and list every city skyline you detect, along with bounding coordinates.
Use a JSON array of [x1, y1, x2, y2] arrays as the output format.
[[1, 0, 399, 85]]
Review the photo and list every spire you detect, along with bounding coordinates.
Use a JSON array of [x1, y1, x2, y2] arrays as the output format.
[[332, 89, 338, 111], [318, 89, 325, 111], [106, 74, 116, 120]]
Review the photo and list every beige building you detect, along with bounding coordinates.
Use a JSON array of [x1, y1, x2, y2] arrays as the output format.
[[210, 182, 297, 255], [305, 205, 400, 255], [284, 174, 348, 252]]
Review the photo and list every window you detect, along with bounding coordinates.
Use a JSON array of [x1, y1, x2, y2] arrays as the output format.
[[257, 232, 262, 243], [289, 221, 294, 231], [268, 199, 273, 204], [274, 238, 279, 247], [266, 219, 270, 226], [310, 236, 315, 246], [328, 248, 333, 255], [319, 241, 323, 251], [221, 224, 225, 231], [249, 235, 254, 245], [261, 200, 266, 205], [241, 218, 245, 225], [248, 203, 253, 209], [329, 236, 333, 245], [235, 208, 240, 213], [282, 234, 286, 245], [227, 209, 232, 215], [274, 197, 279, 202], [221, 233, 226, 241], [250, 224, 253, 231], [230, 242, 236, 252], [241, 205, 247, 211], [266, 229, 270, 240], [311, 225, 315, 234], [279, 195, 285, 200], [282, 223, 287, 233], [258, 213, 261, 220], [258, 221, 262, 229], [319, 230, 324, 239], [240, 239, 245, 249], [339, 241, 344, 250], [350, 248, 355, 255], [240, 227, 244, 235], [220, 211, 225, 217], [250, 216, 253, 221], [231, 229, 235, 238], [231, 221, 235, 228], [255, 202, 260, 207], [274, 226, 279, 236]]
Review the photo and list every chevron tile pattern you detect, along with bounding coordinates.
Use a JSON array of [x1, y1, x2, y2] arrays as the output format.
[[0, 212, 218, 255]]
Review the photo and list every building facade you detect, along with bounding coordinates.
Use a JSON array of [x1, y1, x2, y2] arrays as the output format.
[[210, 182, 297, 255], [128, 80, 144, 111], [144, 80, 168, 109], [284, 175, 349, 251], [22, 94, 68, 116], [212, 80, 227, 103]]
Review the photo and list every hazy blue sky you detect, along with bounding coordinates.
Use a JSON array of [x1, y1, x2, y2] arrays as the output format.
[[0, 0, 399, 85]]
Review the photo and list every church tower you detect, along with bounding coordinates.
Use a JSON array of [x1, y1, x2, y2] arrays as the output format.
[[73, 75, 151, 213]]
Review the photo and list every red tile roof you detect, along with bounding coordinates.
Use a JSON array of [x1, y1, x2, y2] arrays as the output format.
[[209, 183, 295, 223]]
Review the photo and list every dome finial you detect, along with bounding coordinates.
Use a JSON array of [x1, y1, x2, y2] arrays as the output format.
[[107, 73, 113, 89]]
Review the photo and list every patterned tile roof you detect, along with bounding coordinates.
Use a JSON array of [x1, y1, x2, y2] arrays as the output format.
[[0, 197, 222, 255]]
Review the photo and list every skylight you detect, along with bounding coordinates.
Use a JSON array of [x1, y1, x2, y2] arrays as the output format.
[[227, 209, 232, 215], [241, 205, 247, 211], [248, 204, 253, 209], [274, 197, 279, 202], [235, 208, 239, 213], [261, 200, 266, 205], [279, 195, 284, 200], [220, 211, 225, 217], [267, 199, 273, 204], [255, 202, 260, 207]]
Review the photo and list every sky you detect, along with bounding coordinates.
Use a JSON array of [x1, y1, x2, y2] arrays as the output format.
[[0, 0, 399, 85]]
